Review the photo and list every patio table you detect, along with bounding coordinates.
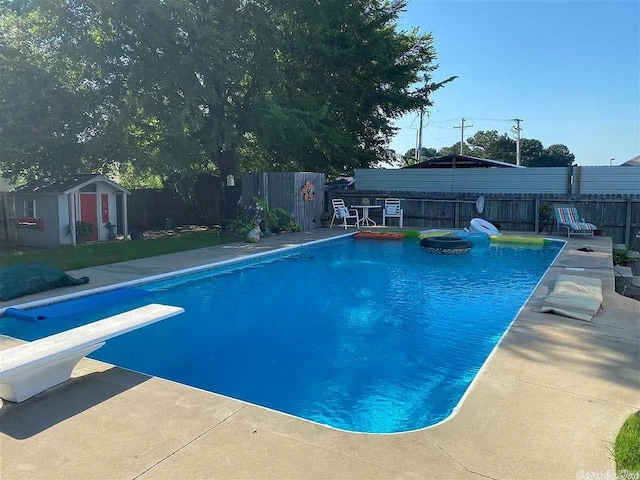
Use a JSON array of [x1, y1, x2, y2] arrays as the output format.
[[351, 205, 381, 227]]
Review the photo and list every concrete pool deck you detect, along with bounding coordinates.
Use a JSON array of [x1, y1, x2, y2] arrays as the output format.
[[1, 230, 639, 479]]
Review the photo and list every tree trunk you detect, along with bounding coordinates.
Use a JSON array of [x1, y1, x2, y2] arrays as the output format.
[[215, 149, 237, 180]]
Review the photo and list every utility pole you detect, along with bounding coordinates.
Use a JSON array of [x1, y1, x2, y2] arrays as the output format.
[[454, 117, 473, 155], [417, 107, 424, 162], [512, 118, 523, 166]]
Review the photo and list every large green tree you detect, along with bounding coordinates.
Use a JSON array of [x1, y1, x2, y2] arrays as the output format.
[[435, 130, 575, 167], [402, 147, 437, 165], [466, 130, 515, 162], [0, 0, 454, 184]]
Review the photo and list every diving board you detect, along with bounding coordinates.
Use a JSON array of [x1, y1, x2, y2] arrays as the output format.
[[0, 303, 184, 403]]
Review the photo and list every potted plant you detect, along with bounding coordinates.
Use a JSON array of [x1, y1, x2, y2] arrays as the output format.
[[322, 213, 332, 228], [594, 224, 604, 236], [74, 220, 94, 244], [537, 204, 554, 234], [539, 203, 553, 219]]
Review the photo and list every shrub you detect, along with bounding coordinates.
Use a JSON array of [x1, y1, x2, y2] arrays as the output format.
[[226, 203, 260, 236], [75, 221, 94, 236], [613, 249, 633, 266], [254, 197, 299, 233]]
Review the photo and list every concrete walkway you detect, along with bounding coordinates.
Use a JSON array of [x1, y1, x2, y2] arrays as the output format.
[[1, 231, 639, 480]]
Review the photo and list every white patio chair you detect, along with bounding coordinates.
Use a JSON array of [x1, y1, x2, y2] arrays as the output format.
[[330, 199, 359, 229], [382, 198, 403, 228]]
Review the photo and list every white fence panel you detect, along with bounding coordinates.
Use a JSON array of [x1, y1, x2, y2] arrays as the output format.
[[579, 167, 640, 194]]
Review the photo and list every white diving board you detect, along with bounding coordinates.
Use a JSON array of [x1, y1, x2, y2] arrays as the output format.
[[0, 303, 184, 403]]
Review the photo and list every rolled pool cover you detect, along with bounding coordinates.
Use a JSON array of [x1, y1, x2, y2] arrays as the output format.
[[4, 308, 47, 322], [490, 235, 549, 245]]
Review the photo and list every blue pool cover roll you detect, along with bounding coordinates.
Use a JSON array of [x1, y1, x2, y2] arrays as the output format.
[[4, 308, 47, 322], [4, 288, 151, 321]]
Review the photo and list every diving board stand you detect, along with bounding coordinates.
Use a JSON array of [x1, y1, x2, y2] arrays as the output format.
[[0, 303, 184, 403]]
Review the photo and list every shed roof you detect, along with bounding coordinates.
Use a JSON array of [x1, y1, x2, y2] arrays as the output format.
[[325, 176, 355, 191], [404, 154, 522, 169], [620, 155, 640, 167], [12, 174, 130, 195]]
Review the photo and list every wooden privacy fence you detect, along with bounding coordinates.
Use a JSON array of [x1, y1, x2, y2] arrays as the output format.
[[242, 172, 325, 230], [129, 181, 224, 229], [330, 191, 640, 246]]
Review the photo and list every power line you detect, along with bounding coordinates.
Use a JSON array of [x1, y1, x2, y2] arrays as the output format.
[[433, 105, 458, 128], [424, 129, 458, 143], [431, 117, 460, 125], [429, 123, 460, 130], [466, 117, 512, 122]]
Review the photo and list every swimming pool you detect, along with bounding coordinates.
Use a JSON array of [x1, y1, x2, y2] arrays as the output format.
[[1, 236, 562, 433]]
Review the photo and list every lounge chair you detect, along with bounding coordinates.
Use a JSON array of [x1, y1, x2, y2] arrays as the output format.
[[330, 199, 360, 229], [382, 198, 403, 228], [554, 207, 597, 238], [0, 303, 184, 402]]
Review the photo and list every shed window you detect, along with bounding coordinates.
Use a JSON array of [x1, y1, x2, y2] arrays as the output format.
[[24, 199, 36, 218]]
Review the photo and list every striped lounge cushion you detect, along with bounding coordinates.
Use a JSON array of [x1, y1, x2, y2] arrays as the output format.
[[556, 208, 596, 231]]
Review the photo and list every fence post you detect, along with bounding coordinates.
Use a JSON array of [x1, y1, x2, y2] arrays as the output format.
[[454, 195, 459, 228], [534, 196, 540, 234], [625, 198, 632, 246]]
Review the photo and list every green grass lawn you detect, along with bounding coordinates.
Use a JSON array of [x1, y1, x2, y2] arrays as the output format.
[[615, 411, 640, 473], [0, 231, 240, 271]]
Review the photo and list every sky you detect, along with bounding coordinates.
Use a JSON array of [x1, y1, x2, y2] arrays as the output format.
[[390, 0, 640, 166]]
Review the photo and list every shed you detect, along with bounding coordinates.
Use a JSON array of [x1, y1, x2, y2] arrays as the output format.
[[404, 154, 522, 169], [11, 174, 130, 247]]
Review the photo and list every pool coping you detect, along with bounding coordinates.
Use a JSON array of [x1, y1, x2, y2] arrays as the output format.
[[1, 229, 639, 479]]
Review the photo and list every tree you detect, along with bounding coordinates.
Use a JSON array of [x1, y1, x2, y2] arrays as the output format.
[[519, 139, 545, 167], [0, 0, 455, 184], [514, 139, 574, 167], [437, 143, 478, 157], [466, 130, 515, 164], [541, 144, 575, 167], [437, 130, 576, 167], [402, 147, 437, 165]]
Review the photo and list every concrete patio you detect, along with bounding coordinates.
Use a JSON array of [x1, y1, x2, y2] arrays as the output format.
[[1, 230, 639, 479]]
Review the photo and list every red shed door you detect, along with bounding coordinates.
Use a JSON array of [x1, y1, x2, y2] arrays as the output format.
[[80, 193, 98, 241]]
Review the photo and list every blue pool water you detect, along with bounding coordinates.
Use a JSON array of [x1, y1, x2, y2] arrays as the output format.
[[1, 237, 562, 433]]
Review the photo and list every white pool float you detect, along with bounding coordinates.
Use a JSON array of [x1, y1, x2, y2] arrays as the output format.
[[470, 218, 500, 236]]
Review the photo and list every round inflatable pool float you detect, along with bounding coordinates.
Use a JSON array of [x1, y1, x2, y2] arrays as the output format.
[[419, 236, 473, 255], [470, 218, 500, 236]]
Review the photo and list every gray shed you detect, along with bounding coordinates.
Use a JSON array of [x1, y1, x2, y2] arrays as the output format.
[[11, 174, 130, 247]]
